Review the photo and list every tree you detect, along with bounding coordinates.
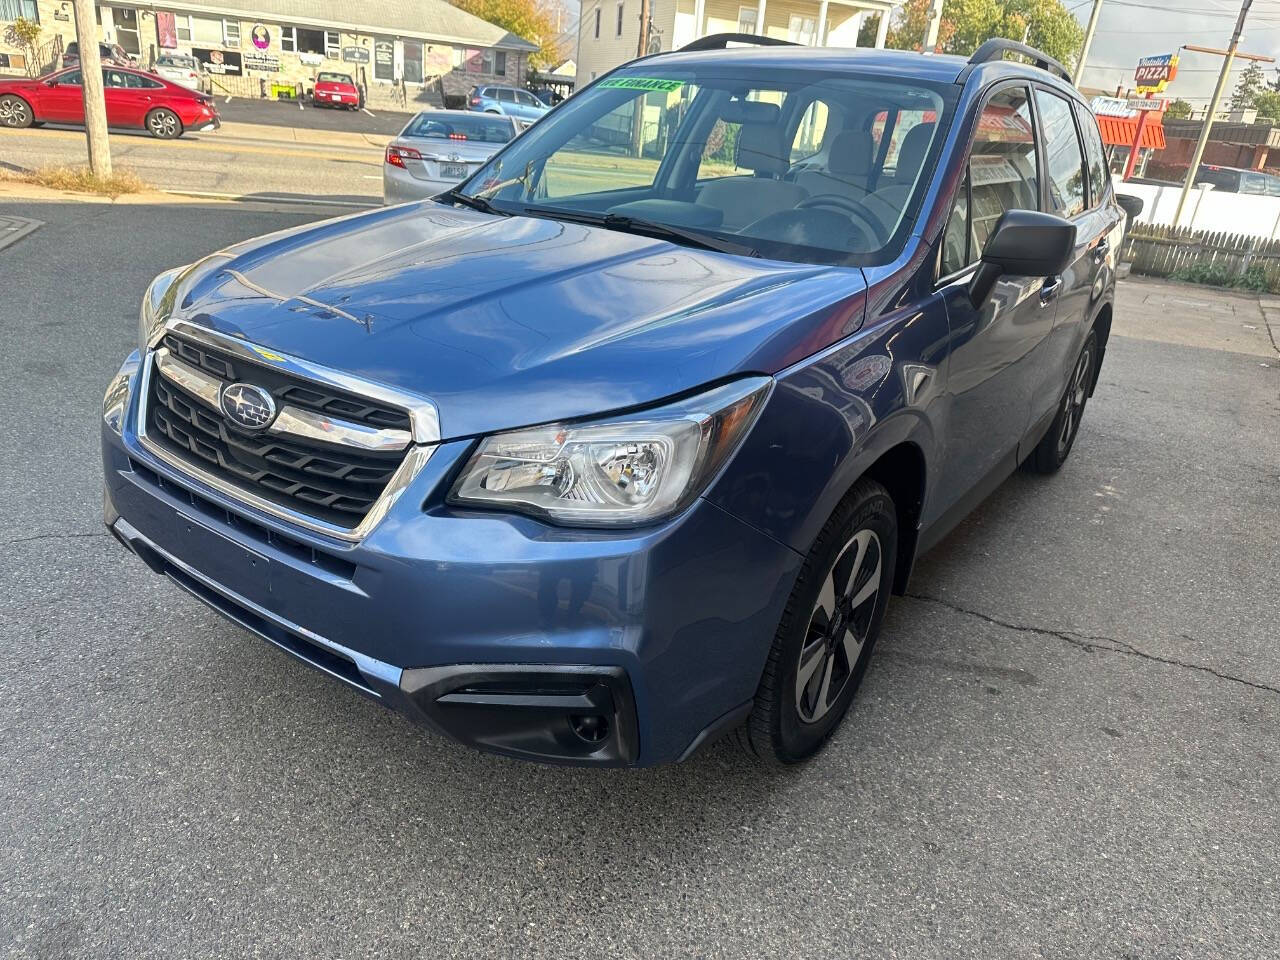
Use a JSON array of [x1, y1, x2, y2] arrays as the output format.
[[887, 0, 1083, 70], [1231, 61, 1266, 110], [3, 17, 42, 77], [448, 0, 568, 69], [1252, 89, 1280, 122], [1165, 98, 1192, 120]]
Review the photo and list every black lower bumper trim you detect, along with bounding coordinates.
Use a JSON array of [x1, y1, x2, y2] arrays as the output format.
[[399, 664, 640, 766]]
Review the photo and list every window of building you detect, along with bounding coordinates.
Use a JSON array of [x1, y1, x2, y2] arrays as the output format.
[[737, 6, 757, 33], [594, 8, 601, 38], [280, 26, 297, 51], [494, 51, 507, 76], [940, 85, 1040, 276], [0, 0, 39, 20], [325, 31, 341, 58], [174, 14, 193, 42], [787, 15, 815, 44], [403, 39, 423, 83], [616, 1, 624, 36], [294, 28, 327, 55], [222, 18, 240, 47], [1035, 89, 1086, 218]]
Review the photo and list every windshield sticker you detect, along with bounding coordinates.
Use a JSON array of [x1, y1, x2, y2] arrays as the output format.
[[599, 77, 684, 92]]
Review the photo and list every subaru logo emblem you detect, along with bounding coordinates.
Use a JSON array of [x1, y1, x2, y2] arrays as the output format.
[[219, 382, 276, 430]]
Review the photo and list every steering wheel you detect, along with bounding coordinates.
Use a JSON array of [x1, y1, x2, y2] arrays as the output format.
[[797, 194, 887, 246]]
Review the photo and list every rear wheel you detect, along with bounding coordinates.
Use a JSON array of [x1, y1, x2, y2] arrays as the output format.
[[1026, 331, 1097, 474], [0, 94, 33, 128], [145, 107, 182, 139], [738, 479, 897, 766]]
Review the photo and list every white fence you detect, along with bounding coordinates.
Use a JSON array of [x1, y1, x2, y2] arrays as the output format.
[[1116, 179, 1280, 240]]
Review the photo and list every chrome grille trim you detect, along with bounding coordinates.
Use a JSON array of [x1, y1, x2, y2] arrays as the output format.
[[154, 349, 412, 453]]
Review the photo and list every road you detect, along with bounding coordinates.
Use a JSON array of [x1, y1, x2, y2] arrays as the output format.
[[1, 125, 384, 205], [218, 96, 418, 135], [2, 198, 1279, 959]]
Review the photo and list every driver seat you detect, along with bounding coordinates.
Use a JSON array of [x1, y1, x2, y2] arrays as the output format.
[[793, 130, 874, 203], [697, 125, 808, 231]]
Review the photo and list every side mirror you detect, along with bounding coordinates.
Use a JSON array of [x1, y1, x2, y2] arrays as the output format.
[[969, 209, 1076, 307]]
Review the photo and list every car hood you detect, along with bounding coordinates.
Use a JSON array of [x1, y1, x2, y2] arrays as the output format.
[[167, 202, 868, 440]]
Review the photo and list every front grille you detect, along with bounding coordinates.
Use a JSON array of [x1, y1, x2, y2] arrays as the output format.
[[144, 334, 411, 529]]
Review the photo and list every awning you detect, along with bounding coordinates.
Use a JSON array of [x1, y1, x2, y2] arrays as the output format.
[[1097, 115, 1166, 150]]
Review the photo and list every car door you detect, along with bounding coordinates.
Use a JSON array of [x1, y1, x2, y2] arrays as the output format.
[[932, 82, 1059, 518], [495, 88, 516, 115], [101, 68, 141, 127], [38, 69, 84, 123], [1024, 88, 1111, 443], [514, 89, 543, 121]]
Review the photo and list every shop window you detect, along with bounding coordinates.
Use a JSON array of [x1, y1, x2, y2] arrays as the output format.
[[403, 39, 423, 83], [222, 19, 240, 47], [294, 28, 326, 55], [280, 26, 296, 52]]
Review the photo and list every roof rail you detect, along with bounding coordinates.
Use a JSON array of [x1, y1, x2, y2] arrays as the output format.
[[958, 38, 1071, 84], [679, 33, 798, 52]]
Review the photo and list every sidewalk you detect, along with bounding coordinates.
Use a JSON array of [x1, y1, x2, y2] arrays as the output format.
[[1115, 275, 1280, 360]]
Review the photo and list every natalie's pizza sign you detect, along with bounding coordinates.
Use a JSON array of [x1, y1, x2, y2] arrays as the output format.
[[1135, 53, 1178, 94]]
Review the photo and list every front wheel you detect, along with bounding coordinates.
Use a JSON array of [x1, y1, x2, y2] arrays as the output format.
[[0, 94, 34, 128], [145, 107, 182, 139], [1025, 331, 1097, 474], [738, 478, 897, 766]]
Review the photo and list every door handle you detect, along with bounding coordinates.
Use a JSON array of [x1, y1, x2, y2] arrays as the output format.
[[1039, 276, 1063, 307], [1092, 239, 1110, 263]]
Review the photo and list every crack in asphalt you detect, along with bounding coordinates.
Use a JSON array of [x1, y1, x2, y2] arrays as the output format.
[[5, 531, 111, 546], [906, 592, 1280, 697]]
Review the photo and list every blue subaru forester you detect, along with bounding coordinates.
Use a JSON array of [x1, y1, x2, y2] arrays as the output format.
[[102, 36, 1123, 767]]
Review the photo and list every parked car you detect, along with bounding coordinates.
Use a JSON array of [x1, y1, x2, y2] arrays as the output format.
[[1193, 163, 1280, 196], [63, 41, 134, 67], [153, 54, 204, 92], [467, 84, 549, 122], [102, 37, 1121, 768], [383, 110, 518, 203], [0, 65, 219, 137], [312, 71, 362, 110]]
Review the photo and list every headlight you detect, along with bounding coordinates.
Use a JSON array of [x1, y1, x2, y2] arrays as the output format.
[[138, 266, 184, 353], [449, 377, 771, 527]]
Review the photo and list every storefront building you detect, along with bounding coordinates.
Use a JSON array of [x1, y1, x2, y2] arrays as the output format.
[[1, 0, 537, 105]]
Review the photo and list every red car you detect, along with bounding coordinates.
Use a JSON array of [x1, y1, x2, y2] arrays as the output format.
[[0, 65, 219, 139], [312, 71, 363, 110]]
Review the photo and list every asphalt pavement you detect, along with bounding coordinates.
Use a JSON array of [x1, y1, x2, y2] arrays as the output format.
[[217, 96, 419, 135], [2, 198, 1279, 959]]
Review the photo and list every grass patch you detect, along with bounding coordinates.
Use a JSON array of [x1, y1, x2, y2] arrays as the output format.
[[0, 165, 149, 197]]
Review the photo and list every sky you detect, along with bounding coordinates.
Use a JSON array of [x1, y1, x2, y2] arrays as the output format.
[[1071, 0, 1275, 104]]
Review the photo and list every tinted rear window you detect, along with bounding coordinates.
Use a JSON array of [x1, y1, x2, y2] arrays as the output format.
[[403, 114, 514, 144]]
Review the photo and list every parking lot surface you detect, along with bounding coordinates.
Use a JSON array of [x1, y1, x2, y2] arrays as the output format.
[[2, 199, 1278, 959]]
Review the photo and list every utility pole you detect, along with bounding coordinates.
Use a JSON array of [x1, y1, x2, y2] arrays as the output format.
[[1075, 0, 1104, 88], [636, 0, 651, 57], [1173, 0, 1271, 227], [70, 0, 111, 177], [923, 0, 944, 51]]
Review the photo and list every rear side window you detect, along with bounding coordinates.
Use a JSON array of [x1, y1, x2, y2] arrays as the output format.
[[1240, 171, 1268, 195], [1036, 90, 1086, 218], [497, 89, 515, 103], [940, 86, 1040, 276], [1075, 103, 1109, 207]]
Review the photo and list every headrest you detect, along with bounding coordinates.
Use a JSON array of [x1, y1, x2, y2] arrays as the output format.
[[827, 130, 875, 178], [721, 99, 780, 125], [895, 123, 935, 183], [736, 123, 788, 176]]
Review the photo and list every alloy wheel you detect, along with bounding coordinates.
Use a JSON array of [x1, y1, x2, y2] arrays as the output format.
[[0, 97, 30, 127], [794, 529, 882, 724], [1057, 344, 1093, 455], [148, 110, 178, 138]]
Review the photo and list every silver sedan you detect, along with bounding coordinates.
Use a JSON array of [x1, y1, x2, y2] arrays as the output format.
[[382, 110, 518, 204]]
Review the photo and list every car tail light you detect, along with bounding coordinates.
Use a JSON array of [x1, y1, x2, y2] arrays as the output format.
[[469, 97, 482, 106], [448, 133, 468, 141], [385, 145, 422, 168]]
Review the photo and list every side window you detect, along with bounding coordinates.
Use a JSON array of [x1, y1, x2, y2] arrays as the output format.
[[940, 86, 1039, 274], [1075, 102, 1109, 207], [790, 100, 830, 162], [1266, 176, 1280, 198], [1240, 171, 1268, 195], [103, 69, 127, 88], [1035, 89, 1086, 218], [497, 89, 515, 103], [60, 69, 83, 86]]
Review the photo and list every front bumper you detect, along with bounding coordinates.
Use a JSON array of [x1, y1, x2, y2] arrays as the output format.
[[103, 353, 801, 765]]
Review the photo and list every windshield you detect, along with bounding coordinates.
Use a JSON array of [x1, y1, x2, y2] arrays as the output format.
[[456, 64, 953, 265], [403, 114, 514, 144], [317, 72, 352, 84]]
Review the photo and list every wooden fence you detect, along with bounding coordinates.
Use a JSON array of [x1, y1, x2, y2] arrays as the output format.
[[1121, 223, 1280, 283]]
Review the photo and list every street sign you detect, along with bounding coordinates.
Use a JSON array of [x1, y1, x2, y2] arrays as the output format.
[[1127, 97, 1167, 112], [1135, 53, 1178, 94]]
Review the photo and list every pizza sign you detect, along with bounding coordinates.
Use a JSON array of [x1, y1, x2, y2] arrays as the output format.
[[1135, 53, 1178, 94]]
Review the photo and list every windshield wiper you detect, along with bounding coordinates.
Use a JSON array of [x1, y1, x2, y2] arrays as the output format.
[[521, 206, 759, 258], [437, 189, 509, 217]]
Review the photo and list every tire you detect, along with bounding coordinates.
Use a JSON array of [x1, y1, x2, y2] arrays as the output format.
[[738, 478, 898, 766], [0, 94, 34, 129], [1025, 331, 1097, 474], [145, 107, 183, 139]]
